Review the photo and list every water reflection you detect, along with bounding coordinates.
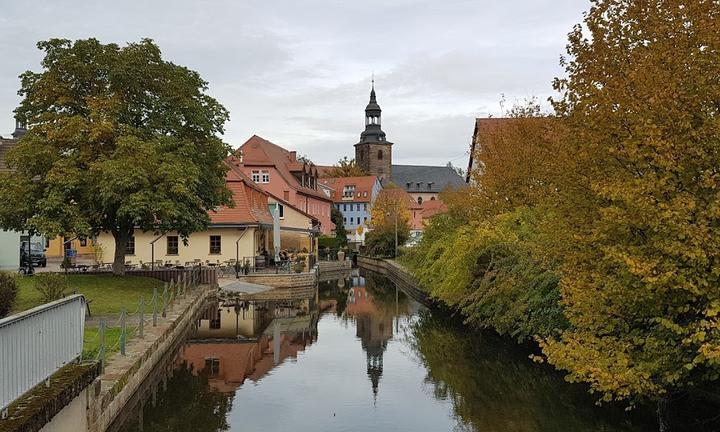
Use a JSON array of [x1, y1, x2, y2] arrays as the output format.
[[113, 270, 656, 432]]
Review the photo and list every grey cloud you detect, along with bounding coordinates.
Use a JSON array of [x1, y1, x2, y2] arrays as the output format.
[[0, 0, 590, 166]]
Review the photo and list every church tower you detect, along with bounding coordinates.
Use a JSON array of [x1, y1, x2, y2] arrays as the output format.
[[355, 81, 393, 180]]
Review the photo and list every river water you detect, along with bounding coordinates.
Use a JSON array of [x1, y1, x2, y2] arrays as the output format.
[[110, 270, 659, 432]]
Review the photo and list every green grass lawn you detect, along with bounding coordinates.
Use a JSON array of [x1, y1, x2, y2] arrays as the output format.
[[82, 326, 136, 361], [14, 274, 165, 315]]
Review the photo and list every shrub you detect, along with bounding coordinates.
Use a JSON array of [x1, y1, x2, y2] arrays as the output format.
[[364, 229, 409, 258], [0, 272, 18, 318], [34, 273, 68, 303]]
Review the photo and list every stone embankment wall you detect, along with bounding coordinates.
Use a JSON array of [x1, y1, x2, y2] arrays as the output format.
[[357, 256, 434, 307], [237, 272, 316, 288], [317, 261, 351, 273], [86, 286, 216, 432]]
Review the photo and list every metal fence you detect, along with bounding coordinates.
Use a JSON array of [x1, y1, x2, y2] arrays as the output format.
[[0, 294, 86, 413]]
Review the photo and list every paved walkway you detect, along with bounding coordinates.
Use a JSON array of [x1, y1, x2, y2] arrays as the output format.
[[218, 277, 274, 295]]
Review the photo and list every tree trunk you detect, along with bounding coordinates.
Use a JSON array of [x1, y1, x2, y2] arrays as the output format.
[[657, 397, 670, 432], [112, 231, 129, 276]]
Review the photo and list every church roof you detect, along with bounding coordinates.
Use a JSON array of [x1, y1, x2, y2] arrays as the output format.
[[390, 165, 465, 193]]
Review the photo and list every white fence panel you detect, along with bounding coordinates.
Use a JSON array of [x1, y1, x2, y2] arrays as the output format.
[[0, 294, 86, 412]]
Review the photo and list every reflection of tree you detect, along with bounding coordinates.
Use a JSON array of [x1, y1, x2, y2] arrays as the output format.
[[117, 362, 233, 432], [408, 312, 653, 432], [318, 278, 349, 316]]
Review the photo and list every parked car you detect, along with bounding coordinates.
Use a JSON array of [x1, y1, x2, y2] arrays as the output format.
[[20, 242, 47, 268]]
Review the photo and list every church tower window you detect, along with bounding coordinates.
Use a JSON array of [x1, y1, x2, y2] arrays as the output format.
[[378, 150, 383, 160]]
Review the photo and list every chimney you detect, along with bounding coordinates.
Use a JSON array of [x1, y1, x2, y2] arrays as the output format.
[[289, 151, 297, 161]]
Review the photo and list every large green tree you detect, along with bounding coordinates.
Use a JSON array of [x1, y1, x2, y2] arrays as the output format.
[[540, 0, 720, 422], [0, 39, 232, 274]]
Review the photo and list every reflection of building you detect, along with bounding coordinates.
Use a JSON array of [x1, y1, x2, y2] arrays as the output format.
[[346, 282, 394, 399], [183, 298, 318, 392]]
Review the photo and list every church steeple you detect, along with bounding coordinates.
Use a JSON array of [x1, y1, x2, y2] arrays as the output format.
[[355, 79, 393, 180], [11, 118, 26, 139], [360, 80, 385, 143]]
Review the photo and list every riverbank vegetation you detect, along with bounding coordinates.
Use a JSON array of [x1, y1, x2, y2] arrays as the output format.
[[402, 0, 720, 424]]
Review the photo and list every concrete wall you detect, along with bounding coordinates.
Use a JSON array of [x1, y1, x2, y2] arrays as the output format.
[[38, 389, 88, 432], [96, 227, 265, 266], [0, 230, 19, 271]]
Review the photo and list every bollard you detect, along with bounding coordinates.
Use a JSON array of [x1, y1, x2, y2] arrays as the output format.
[[162, 283, 168, 318], [139, 296, 145, 338], [120, 307, 127, 356], [99, 319, 106, 373], [152, 287, 158, 326]]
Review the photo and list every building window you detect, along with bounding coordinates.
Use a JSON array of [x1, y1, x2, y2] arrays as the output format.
[[377, 149, 383, 160], [343, 217, 347, 224], [357, 217, 360, 225], [343, 185, 356, 198], [204, 358, 220, 376], [274, 203, 284, 219], [167, 236, 179, 255], [261, 170, 270, 183], [210, 309, 221, 329], [210, 235, 221, 254], [363, 191, 367, 197], [364, 203, 368, 211], [364, 216, 368, 223], [251, 170, 261, 183], [126, 236, 135, 255], [418, 197, 423, 205], [79, 237, 87, 247], [431, 196, 436, 201], [343, 204, 347, 212]]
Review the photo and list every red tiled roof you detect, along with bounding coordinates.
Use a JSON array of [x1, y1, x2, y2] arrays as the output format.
[[318, 176, 378, 203], [420, 199, 448, 220], [209, 159, 273, 226], [237, 135, 331, 202]]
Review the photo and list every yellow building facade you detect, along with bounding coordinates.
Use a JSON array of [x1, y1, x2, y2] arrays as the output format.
[[45, 236, 96, 258], [95, 226, 270, 267]]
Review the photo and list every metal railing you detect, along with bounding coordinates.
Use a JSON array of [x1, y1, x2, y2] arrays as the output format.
[[0, 294, 86, 414]]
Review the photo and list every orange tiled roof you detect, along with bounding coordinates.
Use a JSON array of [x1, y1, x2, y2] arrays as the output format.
[[318, 175, 378, 203], [237, 135, 330, 202], [209, 159, 274, 226]]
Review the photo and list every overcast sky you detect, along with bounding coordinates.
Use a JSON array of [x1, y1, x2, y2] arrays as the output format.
[[0, 0, 588, 166]]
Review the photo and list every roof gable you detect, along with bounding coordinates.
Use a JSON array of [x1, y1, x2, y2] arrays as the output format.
[[236, 135, 331, 202]]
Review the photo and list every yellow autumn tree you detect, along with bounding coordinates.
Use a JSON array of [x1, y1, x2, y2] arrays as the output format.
[[365, 185, 411, 257], [540, 0, 720, 420]]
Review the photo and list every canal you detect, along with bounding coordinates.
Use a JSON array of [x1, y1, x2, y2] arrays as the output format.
[[109, 270, 657, 432]]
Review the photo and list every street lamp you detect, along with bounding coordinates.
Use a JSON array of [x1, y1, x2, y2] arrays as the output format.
[[385, 207, 398, 258]]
